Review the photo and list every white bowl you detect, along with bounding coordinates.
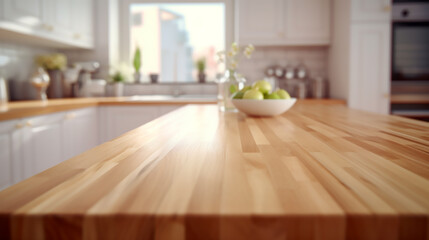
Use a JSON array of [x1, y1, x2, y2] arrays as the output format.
[[231, 98, 297, 117]]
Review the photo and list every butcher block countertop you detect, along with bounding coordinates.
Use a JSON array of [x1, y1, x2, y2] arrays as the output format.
[[1, 101, 429, 240], [0, 96, 218, 122]]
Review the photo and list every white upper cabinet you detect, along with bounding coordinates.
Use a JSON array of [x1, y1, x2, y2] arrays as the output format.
[[70, 0, 93, 44], [3, 0, 46, 29], [0, 0, 94, 49], [351, 0, 391, 22], [236, 0, 285, 45], [285, 0, 330, 45], [236, 0, 331, 46], [45, 0, 74, 37]]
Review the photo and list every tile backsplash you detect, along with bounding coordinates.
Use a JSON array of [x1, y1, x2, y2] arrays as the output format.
[[0, 41, 55, 81], [0, 41, 56, 100], [237, 46, 328, 84], [0, 41, 328, 100]]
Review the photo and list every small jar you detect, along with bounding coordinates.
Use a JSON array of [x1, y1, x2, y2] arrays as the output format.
[[217, 69, 246, 112]]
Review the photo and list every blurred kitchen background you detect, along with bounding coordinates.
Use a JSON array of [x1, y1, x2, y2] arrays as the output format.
[[0, 0, 428, 120]]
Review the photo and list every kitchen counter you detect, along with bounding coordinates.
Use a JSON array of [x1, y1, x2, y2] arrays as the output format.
[[0, 101, 428, 239], [0, 96, 218, 122]]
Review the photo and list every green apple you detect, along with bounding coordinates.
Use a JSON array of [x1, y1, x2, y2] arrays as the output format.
[[241, 86, 252, 92], [252, 80, 272, 94], [231, 86, 252, 99], [276, 89, 291, 99], [243, 89, 263, 100], [232, 91, 245, 99], [265, 92, 280, 99]]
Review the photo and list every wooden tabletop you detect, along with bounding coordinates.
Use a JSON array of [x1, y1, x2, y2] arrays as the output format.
[[0, 97, 217, 122], [0, 102, 428, 240]]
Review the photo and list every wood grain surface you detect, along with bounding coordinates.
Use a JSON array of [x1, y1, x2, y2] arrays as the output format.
[[0, 102, 428, 240], [0, 97, 219, 122]]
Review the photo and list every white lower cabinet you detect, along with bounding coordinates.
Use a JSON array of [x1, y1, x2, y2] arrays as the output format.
[[99, 105, 182, 143], [20, 112, 64, 179], [62, 107, 98, 160], [0, 119, 21, 190], [0, 105, 182, 189]]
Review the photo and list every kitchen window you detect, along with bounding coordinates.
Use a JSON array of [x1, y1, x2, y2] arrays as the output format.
[[120, 0, 234, 83]]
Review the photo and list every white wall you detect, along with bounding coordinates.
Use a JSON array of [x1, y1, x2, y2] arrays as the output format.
[[328, 0, 351, 100], [0, 42, 54, 82]]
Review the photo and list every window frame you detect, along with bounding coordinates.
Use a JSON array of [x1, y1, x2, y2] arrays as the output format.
[[119, 0, 234, 79]]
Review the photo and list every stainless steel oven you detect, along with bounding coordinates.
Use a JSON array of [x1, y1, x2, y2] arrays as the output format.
[[392, 1, 429, 81], [391, 1, 429, 121]]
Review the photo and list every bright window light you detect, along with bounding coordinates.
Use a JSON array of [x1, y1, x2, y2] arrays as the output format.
[[130, 3, 225, 82]]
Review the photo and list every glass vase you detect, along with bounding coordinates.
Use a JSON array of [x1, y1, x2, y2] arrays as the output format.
[[217, 69, 246, 112]]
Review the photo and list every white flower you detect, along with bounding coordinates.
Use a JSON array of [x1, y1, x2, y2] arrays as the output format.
[[216, 43, 254, 70], [110, 62, 133, 82], [216, 51, 225, 63], [244, 49, 252, 59], [244, 44, 255, 59], [229, 59, 238, 70], [227, 50, 236, 58], [231, 42, 239, 55]]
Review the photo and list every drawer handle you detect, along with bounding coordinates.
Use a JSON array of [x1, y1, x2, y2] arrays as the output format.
[[15, 123, 24, 129], [383, 5, 391, 12], [65, 113, 76, 119], [25, 121, 33, 127]]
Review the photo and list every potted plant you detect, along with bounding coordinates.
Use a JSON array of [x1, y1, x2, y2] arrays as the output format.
[[196, 58, 206, 83], [111, 71, 125, 97], [133, 46, 141, 82], [110, 63, 131, 97]]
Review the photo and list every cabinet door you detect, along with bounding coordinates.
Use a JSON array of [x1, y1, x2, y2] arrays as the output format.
[[285, 0, 330, 45], [158, 105, 182, 116], [71, 0, 93, 44], [349, 23, 391, 114], [0, 120, 20, 190], [351, 0, 391, 22], [45, 0, 73, 37], [236, 0, 285, 45], [62, 108, 98, 160], [21, 113, 64, 179], [3, 0, 46, 28], [100, 106, 159, 142]]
